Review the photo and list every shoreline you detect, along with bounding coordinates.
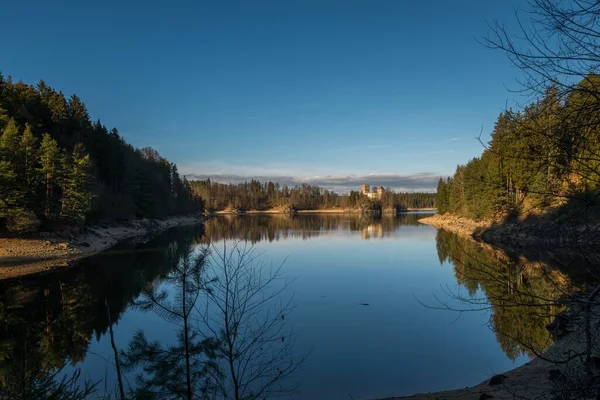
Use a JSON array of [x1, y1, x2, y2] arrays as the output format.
[[0, 215, 205, 280], [404, 213, 599, 399], [418, 213, 492, 238], [377, 296, 596, 400], [209, 208, 437, 215], [376, 343, 565, 400], [418, 213, 600, 248]]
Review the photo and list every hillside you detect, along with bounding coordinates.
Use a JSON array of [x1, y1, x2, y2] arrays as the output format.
[[0, 75, 203, 233], [434, 75, 600, 234]]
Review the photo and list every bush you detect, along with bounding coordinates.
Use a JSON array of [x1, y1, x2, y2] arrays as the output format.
[[6, 209, 40, 233]]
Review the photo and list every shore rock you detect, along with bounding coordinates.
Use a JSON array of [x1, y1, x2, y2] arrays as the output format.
[[418, 213, 600, 249]]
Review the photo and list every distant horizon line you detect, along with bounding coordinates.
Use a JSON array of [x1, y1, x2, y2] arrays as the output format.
[[185, 172, 442, 194]]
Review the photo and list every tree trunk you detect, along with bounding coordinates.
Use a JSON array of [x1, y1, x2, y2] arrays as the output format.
[[105, 298, 126, 400], [182, 271, 193, 400]]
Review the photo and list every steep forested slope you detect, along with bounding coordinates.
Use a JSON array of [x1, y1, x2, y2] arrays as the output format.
[[0, 74, 202, 232], [436, 76, 600, 222]]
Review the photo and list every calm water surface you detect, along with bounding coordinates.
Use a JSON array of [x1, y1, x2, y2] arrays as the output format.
[[0, 213, 573, 399]]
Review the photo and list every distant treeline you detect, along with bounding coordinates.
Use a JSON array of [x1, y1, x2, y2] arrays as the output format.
[[189, 179, 436, 211], [436, 75, 600, 221], [0, 74, 202, 232]]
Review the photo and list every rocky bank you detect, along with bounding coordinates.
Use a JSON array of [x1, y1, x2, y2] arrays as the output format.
[[0, 215, 204, 279], [419, 213, 600, 248]]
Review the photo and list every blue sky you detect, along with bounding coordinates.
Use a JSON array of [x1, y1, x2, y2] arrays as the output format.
[[1, 0, 527, 192]]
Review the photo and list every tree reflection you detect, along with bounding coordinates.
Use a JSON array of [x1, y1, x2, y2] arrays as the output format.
[[434, 229, 578, 360], [2, 216, 576, 396], [0, 225, 204, 397], [200, 213, 429, 244]]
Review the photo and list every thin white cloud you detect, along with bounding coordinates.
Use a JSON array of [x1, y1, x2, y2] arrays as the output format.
[[184, 172, 443, 193]]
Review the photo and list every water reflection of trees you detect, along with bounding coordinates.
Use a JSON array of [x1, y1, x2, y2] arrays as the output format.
[[0, 225, 204, 398], [435, 229, 577, 360], [120, 242, 301, 400], [7, 215, 571, 396], [200, 213, 428, 244]]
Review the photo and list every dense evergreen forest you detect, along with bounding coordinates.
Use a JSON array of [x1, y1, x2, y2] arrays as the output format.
[[0, 74, 202, 233], [190, 179, 436, 212], [436, 75, 600, 221]]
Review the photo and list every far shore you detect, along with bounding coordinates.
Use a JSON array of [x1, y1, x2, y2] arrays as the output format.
[[209, 207, 437, 215], [0, 215, 205, 280]]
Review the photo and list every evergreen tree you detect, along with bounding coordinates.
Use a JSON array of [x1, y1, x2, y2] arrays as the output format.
[[20, 124, 39, 209], [435, 178, 448, 213], [38, 133, 61, 222], [0, 119, 22, 212], [121, 244, 217, 400], [61, 144, 93, 225], [0, 75, 203, 231]]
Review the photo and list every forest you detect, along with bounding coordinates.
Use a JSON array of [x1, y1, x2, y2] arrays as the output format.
[[435, 75, 600, 221], [0, 75, 202, 233], [190, 179, 436, 212]]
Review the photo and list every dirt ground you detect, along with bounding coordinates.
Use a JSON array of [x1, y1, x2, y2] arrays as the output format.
[[0, 216, 204, 280]]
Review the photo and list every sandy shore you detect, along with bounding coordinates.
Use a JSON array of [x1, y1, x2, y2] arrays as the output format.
[[210, 208, 436, 215], [418, 213, 492, 238], [297, 208, 357, 214], [212, 209, 297, 215], [210, 208, 357, 215], [0, 216, 204, 280]]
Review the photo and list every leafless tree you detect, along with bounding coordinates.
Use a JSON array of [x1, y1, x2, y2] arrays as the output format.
[[198, 241, 304, 400], [426, 230, 600, 399], [481, 0, 600, 199], [484, 0, 600, 96]]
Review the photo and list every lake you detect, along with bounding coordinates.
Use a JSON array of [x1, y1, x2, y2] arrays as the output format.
[[0, 213, 574, 399]]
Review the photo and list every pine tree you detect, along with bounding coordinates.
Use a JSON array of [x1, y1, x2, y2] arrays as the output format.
[[435, 177, 449, 214], [38, 133, 61, 222], [120, 244, 217, 399], [0, 119, 41, 232], [67, 95, 90, 144], [0, 75, 202, 230], [61, 144, 93, 225], [20, 124, 39, 208], [0, 107, 9, 131], [0, 119, 22, 212]]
